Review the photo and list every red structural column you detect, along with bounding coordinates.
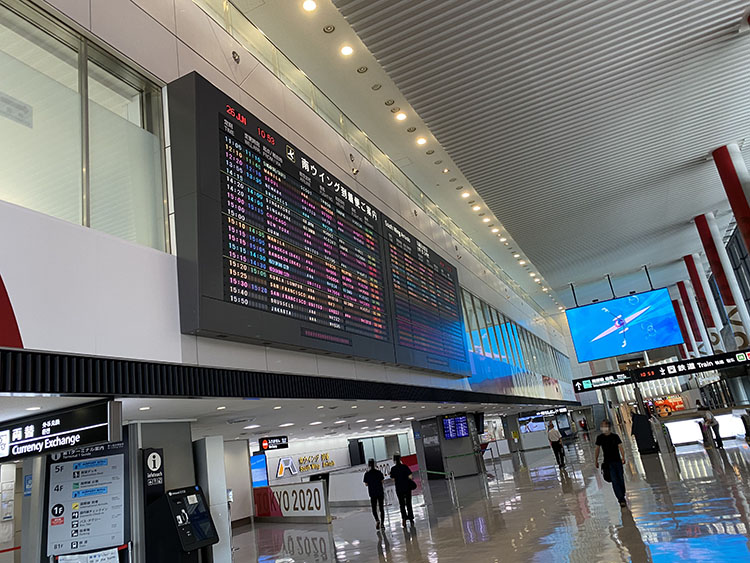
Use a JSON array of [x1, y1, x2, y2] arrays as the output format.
[[694, 212, 750, 349], [712, 144, 750, 253], [683, 253, 725, 352], [672, 299, 693, 358]]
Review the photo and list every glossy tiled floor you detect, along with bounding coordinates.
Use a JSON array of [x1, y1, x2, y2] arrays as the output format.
[[232, 433, 750, 562]]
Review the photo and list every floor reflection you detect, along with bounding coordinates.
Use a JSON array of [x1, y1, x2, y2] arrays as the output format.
[[233, 438, 750, 562]]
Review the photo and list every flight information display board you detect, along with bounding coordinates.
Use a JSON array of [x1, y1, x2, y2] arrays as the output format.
[[169, 73, 469, 376]]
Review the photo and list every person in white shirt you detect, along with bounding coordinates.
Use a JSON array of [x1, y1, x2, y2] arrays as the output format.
[[547, 421, 565, 466]]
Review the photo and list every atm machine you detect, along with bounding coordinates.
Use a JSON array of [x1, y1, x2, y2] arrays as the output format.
[[146, 486, 219, 562]]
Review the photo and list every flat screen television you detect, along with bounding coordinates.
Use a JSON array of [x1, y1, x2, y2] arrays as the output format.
[[565, 288, 684, 363], [518, 415, 545, 433], [443, 416, 470, 440]]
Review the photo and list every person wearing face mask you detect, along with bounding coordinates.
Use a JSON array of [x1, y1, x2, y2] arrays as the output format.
[[594, 420, 627, 507]]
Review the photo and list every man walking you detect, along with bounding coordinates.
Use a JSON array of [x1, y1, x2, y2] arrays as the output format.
[[389, 454, 415, 527], [547, 421, 565, 466]]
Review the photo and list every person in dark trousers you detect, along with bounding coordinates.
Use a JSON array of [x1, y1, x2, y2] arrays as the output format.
[[547, 421, 565, 466], [594, 419, 628, 507], [703, 410, 723, 449], [363, 458, 385, 529], [389, 454, 414, 527]]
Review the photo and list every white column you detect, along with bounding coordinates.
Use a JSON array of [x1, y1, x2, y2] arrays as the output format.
[[705, 212, 750, 343], [692, 252, 726, 352]]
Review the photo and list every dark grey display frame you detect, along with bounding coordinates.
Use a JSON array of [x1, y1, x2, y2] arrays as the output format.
[[168, 72, 470, 376]]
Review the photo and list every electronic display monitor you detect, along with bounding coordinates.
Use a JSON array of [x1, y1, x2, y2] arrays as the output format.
[[167, 72, 470, 376], [250, 454, 269, 488], [443, 416, 469, 440], [519, 415, 545, 433], [565, 288, 684, 363]]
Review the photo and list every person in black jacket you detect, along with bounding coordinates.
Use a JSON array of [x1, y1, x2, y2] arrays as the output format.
[[389, 454, 414, 527], [363, 458, 385, 529]]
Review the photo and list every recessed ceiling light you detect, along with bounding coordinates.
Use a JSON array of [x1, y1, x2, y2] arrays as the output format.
[[395, 112, 407, 121], [391, 417, 401, 421], [535, 278, 541, 283], [491, 228, 499, 233], [26, 407, 41, 411], [356, 419, 367, 423], [442, 168, 449, 173], [483, 218, 490, 223], [302, 0, 317, 11], [388, 424, 395, 427], [513, 253, 520, 258], [317, 405, 325, 409], [406, 416, 415, 420], [519, 260, 527, 265], [375, 418, 385, 422], [357, 66, 368, 74], [309, 421, 323, 425], [543, 288, 549, 292], [472, 205, 481, 211], [559, 306, 564, 310], [499, 237, 507, 242], [273, 406, 282, 410], [139, 407, 151, 411], [216, 406, 226, 410], [529, 273, 536, 277], [371, 83, 382, 91], [351, 405, 358, 409], [279, 423, 294, 428], [361, 426, 369, 429], [244, 424, 260, 429], [461, 192, 470, 198], [379, 406, 385, 409], [335, 420, 346, 424], [340, 45, 353, 56], [406, 126, 416, 132], [426, 149, 435, 155], [417, 137, 427, 145]]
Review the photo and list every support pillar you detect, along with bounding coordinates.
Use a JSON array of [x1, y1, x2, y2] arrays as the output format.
[[684, 253, 726, 352], [672, 298, 696, 358], [694, 212, 750, 349], [712, 143, 750, 253], [677, 280, 710, 356]]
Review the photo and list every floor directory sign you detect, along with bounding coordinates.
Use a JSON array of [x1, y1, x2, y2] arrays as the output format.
[[46, 442, 128, 557]]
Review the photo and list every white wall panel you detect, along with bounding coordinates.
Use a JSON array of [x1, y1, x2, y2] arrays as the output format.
[[90, 0, 180, 82], [0, 200, 182, 361], [39, 0, 91, 30]]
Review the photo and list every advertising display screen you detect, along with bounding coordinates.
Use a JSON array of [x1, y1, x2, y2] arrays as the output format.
[[518, 416, 546, 433], [250, 454, 269, 488], [168, 73, 469, 375], [565, 288, 683, 363], [443, 416, 469, 440]]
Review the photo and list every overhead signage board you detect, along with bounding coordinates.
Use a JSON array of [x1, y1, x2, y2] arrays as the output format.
[[260, 436, 288, 451], [0, 401, 121, 463], [46, 441, 128, 557], [632, 350, 750, 382], [167, 72, 470, 376], [572, 372, 632, 393]]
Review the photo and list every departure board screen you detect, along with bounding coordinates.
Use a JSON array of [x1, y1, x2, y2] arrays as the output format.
[[169, 73, 469, 375]]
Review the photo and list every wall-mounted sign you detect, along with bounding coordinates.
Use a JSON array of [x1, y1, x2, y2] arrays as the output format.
[[142, 448, 165, 506], [0, 401, 121, 463], [534, 407, 568, 417], [259, 436, 288, 451], [276, 452, 336, 479], [45, 441, 129, 557], [253, 481, 330, 522], [572, 372, 631, 392], [632, 350, 750, 382]]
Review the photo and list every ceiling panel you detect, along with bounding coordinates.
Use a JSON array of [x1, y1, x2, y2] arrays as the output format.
[[335, 0, 750, 297]]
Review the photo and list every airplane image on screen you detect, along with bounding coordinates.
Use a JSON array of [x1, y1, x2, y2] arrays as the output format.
[[591, 306, 651, 348]]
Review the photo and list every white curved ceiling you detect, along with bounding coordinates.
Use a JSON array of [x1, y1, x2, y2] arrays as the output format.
[[333, 0, 750, 302]]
